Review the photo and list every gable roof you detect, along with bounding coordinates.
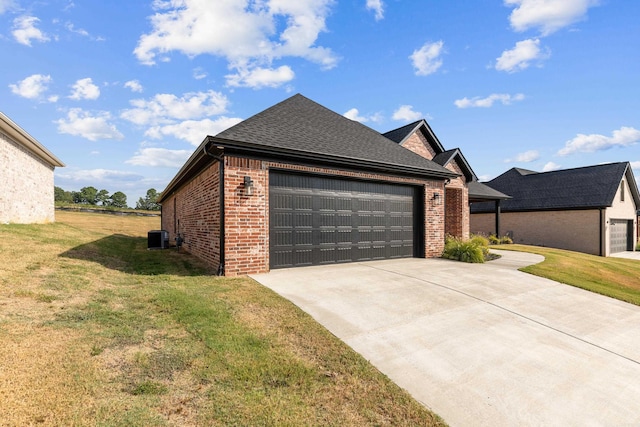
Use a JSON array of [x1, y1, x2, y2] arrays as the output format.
[[214, 94, 455, 177], [0, 112, 64, 168], [470, 162, 640, 213], [432, 148, 477, 182], [382, 119, 445, 154], [160, 95, 457, 202]]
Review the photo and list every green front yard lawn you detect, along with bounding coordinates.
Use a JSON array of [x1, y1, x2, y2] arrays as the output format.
[[0, 211, 444, 426], [496, 244, 640, 306]]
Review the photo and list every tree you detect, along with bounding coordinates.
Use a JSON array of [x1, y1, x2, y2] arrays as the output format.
[[109, 191, 128, 209], [136, 188, 160, 211], [73, 186, 98, 205], [96, 189, 110, 206], [54, 186, 73, 203]]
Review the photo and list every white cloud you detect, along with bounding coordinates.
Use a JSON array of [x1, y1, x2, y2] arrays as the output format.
[[12, 15, 49, 46], [343, 108, 382, 123], [69, 78, 100, 100], [126, 147, 193, 168], [558, 127, 640, 156], [505, 150, 540, 163], [193, 67, 207, 80], [134, 0, 337, 88], [65, 22, 89, 37], [542, 161, 562, 172], [495, 38, 549, 73], [344, 108, 366, 122], [455, 93, 525, 108], [57, 168, 142, 183], [9, 74, 52, 99], [121, 90, 230, 126], [366, 0, 384, 21], [410, 41, 444, 76], [226, 65, 295, 88], [145, 117, 243, 146], [55, 108, 124, 141], [0, 0, 16, 14], [124, 80, 143, 93], [392, 105, 422, 122], [505, 0, 598, 36], [631, 161, 640, 170]]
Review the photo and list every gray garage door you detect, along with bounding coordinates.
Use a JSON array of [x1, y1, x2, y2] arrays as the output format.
[[269, 172, 420, 269], [610, 219, 632, 253]]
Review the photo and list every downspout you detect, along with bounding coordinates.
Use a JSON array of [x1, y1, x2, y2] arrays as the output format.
[[599, 207, 604, 257], [204, 143, 225, 276], [495, 200, 501, 237]]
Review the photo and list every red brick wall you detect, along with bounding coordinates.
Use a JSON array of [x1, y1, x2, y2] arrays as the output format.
[[163, 155, 448, 276], [401, 132, 437, 160], [223, 157, 269, 276], [444, 161, 469, 240], [161, 162, 221, 271]]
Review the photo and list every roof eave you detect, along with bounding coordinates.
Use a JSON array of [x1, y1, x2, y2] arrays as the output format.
[[0, 112, 65, 167], [209, 136, 459, 180]]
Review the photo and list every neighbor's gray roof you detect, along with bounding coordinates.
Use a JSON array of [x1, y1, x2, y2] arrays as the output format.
[[214, 94, 456, 178], [471, 162, 640, 213]]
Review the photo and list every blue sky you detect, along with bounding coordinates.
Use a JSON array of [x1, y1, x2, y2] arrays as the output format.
[[1, 0, 639, 205]]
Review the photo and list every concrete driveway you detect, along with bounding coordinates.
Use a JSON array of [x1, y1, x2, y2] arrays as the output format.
[[251, 250, 640, 426]]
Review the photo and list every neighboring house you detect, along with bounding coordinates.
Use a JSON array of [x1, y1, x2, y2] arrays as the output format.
[[159, 94, 505, 276], [383, 120, 510, 239], [470, 163, 640, 256], [0, 112, 65, 224]]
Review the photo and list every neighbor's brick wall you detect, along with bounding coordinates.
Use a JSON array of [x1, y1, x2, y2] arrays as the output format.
[[604, 177, 638, 255], [471, 209, 601, 255], [161, 162, 221, 270], [0, 131, 55, 223]]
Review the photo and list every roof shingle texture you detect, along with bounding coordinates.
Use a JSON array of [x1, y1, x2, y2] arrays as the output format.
[[471, 163, 629, 213], [216, 94, 453, 175]]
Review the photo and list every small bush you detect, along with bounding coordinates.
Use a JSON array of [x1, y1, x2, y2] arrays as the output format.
[[488, 234, 513, 245], [442, 235, 486, 263], [500, 236, 513, 244]]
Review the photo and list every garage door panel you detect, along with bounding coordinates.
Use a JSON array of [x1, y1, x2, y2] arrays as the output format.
[[610, 219, 632, 253], [270, 172, 419, 269]]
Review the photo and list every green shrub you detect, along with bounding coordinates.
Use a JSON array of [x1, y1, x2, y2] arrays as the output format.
[[488, 234, 500, 245], [442, 235, 486, 263], [500, 235, 513, 244], [636, 241, 640, 252]]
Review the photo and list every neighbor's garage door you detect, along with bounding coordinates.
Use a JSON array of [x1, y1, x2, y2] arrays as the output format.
[[269, 172, 419, 269], [610, 219, 632, 253]]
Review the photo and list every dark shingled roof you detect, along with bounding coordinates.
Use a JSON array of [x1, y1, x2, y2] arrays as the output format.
[[470, 162, 639, 213], [468, 181, 511, 201], [382, 119, 446, 153], [214, 94, 456, 178]]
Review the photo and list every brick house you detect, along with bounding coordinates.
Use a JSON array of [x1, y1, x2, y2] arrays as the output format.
[[159, 94, 503, 275], [383, 120, 510, 240], [470, 163, 640, 256], [0, 112, 65, 224]]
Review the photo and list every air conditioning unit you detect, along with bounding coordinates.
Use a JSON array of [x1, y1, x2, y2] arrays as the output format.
[[148, 230, 169, 249]]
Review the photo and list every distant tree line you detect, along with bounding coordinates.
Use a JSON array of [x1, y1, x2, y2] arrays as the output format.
[[54, 187, 161, 211]]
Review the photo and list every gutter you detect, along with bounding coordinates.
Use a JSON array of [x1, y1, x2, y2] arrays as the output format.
[[203, 143, 225, 276]]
